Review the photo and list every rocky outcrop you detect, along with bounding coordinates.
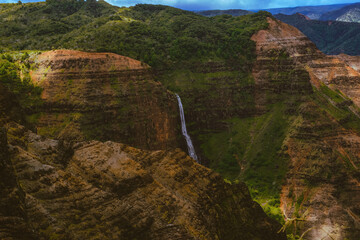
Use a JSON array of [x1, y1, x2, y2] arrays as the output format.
[[251, 18, 317, 112], [307, 55, 360, 107], [281, 101, 360, 240], [29, 50, 179, 150], [2, 123, 286, 240], [0, 127, 34, 240], [251, 17, 360, 239], [335, 54, 360, 73]]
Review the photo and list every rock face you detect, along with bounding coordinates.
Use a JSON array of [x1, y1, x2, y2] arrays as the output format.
[[251, 17, 318, 112], [29, 50, 179, 150], [1, 123, 286, 240], [275, 12, 360, 56], [251, 17, 360, 239], [281, 102, 360, 240], [0, 127, 35, 240], [307, 55, 360, 106]]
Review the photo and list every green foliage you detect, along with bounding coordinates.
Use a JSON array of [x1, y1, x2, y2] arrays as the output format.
[[313, 85, 360, 133], [0, 2, 271, 68], [287, 233, 301, 240], [200, 102, 291, 198], [199, 117, 252, 180], [0, 52, 42, 111], [240, 103, 290, 197], [261, 198, 285, 224]]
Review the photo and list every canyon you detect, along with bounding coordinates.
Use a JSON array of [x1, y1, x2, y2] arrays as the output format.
[[0, 2, 360, 239]]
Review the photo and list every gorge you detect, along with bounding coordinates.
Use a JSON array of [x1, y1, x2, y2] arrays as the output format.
[[0, 1, 359, 240]]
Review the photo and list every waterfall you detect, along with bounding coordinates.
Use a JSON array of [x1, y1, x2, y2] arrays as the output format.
[[175, 94, 199, 162]]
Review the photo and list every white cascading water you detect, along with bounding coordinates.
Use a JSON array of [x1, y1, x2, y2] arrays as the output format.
[[175, 94, 199, 162]]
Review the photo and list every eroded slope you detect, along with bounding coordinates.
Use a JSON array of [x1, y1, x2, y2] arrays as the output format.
[[0, 123, 286, 240], [28, 50, 179, 150], [251, 17, 360, 239]]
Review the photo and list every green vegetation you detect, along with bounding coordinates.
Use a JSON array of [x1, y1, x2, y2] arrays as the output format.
[[200, 102, 290, 190], [0, 52, 43, 111], [240, 103, 290, 197], [314, 84, 360, 132], [199, 101, 297, 225], [0, 1, 271, 69]]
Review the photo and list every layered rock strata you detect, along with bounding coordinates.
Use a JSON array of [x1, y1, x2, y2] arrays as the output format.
[[1, 123, 286, 240], [251, 18, 319, 112], [251, 17, 360, 239], [281, 101, 360, 240], [29, 50, 179, 150]]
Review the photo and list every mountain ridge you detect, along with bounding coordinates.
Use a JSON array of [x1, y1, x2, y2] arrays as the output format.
[[275, 13, 360, 55], [320, 2, 360, 22]]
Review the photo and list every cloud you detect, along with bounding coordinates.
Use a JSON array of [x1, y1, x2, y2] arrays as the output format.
[[1, 0, 358, 10]]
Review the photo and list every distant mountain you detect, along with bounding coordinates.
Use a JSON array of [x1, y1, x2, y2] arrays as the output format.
[[261, 3, 350, 19], [320, 2, 360, 22], [195, 3, 352, 20], [196, 9, 252, 17], [275, 13, 360, 55]]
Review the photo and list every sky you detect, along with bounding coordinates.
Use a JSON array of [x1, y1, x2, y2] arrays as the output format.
[[1, 0, 359, 10]]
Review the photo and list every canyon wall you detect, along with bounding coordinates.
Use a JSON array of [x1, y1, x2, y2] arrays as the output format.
[[251, 17, 360, 239], [0, 122, 286, 240], [29, 50, 180, 150]]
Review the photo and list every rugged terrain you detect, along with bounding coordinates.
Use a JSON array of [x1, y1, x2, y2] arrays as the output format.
[[251, 17, 360, 239], [0, 120, 285, 239], [320, 2, 360, 22], [275, 13, 360, 56], [1, 2, 360, 239], [27, 50, 180, 150], [263, 3, 350, 20]]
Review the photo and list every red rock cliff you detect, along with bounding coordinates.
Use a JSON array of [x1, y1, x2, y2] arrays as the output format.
[[29, 50, 179, 150], [251, 17, 360, 239]]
